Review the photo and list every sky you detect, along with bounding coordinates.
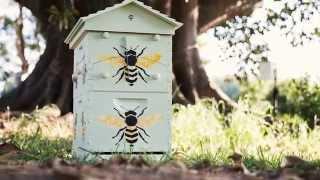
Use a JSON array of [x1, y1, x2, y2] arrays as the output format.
[[200, 30, 320, 82], [0, 0, 320, 84]]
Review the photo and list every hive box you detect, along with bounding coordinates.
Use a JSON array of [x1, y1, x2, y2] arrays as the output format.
[[65, 0, 182, 159]]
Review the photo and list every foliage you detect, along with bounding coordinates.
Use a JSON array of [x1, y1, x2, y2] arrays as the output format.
[[210, 0, 320, 79], [238, 80, 273, 103], [268, 77, 320, 126], [236, 78, 320, 127]]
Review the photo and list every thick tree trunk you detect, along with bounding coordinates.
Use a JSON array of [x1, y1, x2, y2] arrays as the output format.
[[0, 0, 122, 114], [0, 0, 74, 114], [0, 0, 253, 114], [171, 0, 199, 104], [0, 25, 73, 114], [171, 0, 238, 107]]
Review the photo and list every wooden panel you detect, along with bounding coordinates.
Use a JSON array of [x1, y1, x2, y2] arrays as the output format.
[[86, 32, 172, 93], [74, 91, 171, 154]]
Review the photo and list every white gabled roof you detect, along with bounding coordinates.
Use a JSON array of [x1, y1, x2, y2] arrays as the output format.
[[65, 0, 182, 48], [82, 0, 181, 27]]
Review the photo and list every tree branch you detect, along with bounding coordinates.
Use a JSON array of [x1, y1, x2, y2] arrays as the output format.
[[15, 3, 28, 74], [198, 0, 261, 33]]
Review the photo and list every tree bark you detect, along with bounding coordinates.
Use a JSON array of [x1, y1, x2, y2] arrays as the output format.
[[171, 0, 238, 107], [15, 3, 28, 74], [171, 0, 200, 104], [0, 0, 74, 114]]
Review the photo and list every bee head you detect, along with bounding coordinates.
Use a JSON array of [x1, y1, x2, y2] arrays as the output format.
[[125, 49, 137, 56], [125, 110, 137, 116]]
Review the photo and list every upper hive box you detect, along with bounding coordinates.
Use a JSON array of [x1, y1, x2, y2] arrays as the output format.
[[65, 0, 182, 159]]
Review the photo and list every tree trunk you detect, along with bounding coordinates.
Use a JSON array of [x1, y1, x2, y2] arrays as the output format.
[[0, 0, 122, 114], [0, 0, 74, 114], [171, 0, 238, 107], [0, 25, 73, 114], [0, 0, 253, 114]]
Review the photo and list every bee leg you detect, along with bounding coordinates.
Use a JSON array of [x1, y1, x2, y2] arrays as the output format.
[[112, 66, 125, 78], [138, 72, 148, 83], [112, 127, 126, 139], [137, 126, 150, 137], [115, 71, 125, 84], [113, 47, 125, 58], [136, 66, 151, 77], [137, 47, 147, 58], [138, 132, 148, 143], [115, 132, 125, 146]]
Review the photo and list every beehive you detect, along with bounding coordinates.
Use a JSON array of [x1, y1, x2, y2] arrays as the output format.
[[65, 0, 182, 159]]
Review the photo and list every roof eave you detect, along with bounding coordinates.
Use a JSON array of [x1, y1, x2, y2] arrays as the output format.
[[64, 18, 84, 45], [130, 0, 182, 29]]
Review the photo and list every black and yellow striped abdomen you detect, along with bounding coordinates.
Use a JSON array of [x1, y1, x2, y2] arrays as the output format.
[[125, 66, 138, 86], [125, 126, 138, 144]]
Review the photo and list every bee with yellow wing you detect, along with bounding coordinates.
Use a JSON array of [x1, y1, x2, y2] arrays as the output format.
[[97, 46, 161, 86], [98, 106, 162, 147]]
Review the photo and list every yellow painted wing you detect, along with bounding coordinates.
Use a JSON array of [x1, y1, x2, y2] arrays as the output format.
[[96, 55, 125, 67], [138, 114, 162, 128], [136, 53, 161, 69], [98, 116, 125, 128]]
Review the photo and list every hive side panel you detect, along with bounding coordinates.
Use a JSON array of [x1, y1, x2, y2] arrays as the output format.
[[72, 38, 91, 158], [167, 39, 172, 152]]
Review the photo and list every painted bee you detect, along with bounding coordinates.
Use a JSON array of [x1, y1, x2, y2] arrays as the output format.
[[97, 46, 161, 86], [98, 106, 161, 147]]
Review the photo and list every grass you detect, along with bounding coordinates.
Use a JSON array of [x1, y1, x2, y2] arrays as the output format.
[[172, 99, 320, 170], [1, 100, 320, 170], [0, 105, 73, 162], [10, 133, 72, 161]]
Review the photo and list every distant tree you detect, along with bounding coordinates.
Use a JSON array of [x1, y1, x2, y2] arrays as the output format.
[[0, 0, 260, 113], [212, 0, 320, 80]]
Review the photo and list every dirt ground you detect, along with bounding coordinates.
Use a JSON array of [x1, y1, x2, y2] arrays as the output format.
[[1, 157, 320, 180]]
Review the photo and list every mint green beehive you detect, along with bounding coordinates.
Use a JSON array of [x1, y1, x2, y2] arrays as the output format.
[[65, 0, 182, 159]]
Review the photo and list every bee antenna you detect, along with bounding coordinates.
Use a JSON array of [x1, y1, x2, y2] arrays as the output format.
[[120, 46, 128, 51], [133, 105, 140, 111], [119, 105, 128, 111]]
